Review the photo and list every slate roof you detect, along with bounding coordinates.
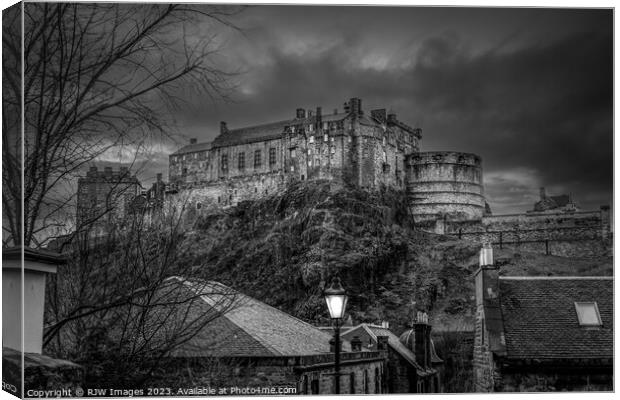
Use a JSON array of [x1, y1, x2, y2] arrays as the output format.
[[171, 141, 212, 156], [168, 277, 349, 357], [342, 324, 441, 376], [211, 113, 351, 148], [498, 276, 613, 360], [212, 120, 290, 147]]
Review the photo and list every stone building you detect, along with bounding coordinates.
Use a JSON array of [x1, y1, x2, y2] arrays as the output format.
[[168, 97, 421, 210], [76, 166, 140, 234], [530, 187, 580, 213], [341, 320, 443, 393], [473, 266, 613, 392], [162, 277, 388, 395]]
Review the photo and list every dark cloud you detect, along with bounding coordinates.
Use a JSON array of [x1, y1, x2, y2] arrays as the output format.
[[144, 6, 612, 215]]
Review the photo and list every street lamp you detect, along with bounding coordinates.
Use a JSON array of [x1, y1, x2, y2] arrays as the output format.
[[324, 276, 348, 394]]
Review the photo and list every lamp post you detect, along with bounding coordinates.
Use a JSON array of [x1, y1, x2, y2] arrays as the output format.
[[324, 276, 348, 395]]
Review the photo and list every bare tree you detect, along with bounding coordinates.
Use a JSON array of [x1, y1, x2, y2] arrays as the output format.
[[44, 203, 241, 388], [2, 3, 244, 247]]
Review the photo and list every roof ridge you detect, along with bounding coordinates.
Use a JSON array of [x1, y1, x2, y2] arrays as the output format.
[[228, 118, 293, 133], [500, 276, 613, 280]]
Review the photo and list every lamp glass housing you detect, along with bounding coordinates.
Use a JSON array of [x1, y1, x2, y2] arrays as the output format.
[[325, 294, 348, 319], [324, 277, 348, 319]]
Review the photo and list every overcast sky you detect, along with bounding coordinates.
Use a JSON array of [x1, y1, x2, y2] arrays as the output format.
[[117, 5, 612, 215]]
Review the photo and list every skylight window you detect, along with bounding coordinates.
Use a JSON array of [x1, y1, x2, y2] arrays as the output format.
[[575, 302, 602, 326]]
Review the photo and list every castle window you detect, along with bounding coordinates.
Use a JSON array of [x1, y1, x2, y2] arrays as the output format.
[[309, 135, 315, 143], [291, 126, 296, 133], [254, 150, 262, 168], [238, 152, 245, 170], [193, 153, 198, 159], [290, 148, 296, 158], [575, 302, 602, 326], [308, 124, 313, 132], [290, 165, 295, 172], [331, 147, 336, 154], [307, 148, 311, 155], [324, 134, 328, 142], [221, 154, 228, 171], [269, 147, 276, 166], [383, 137, 387, 146], [323, 122, 329, 130], [331, 136, 335, 142]]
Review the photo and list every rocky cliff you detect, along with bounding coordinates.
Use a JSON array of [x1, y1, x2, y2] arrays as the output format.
[[177, 180, 612, 335]]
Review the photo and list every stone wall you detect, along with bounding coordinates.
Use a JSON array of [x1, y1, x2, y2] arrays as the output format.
[[427, 209, 611, 258], [497, 370, 613, 392], [168, 353, 386, 395], [472, 308, 496, 392]]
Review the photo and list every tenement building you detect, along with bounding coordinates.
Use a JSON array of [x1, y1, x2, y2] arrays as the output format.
[[473, 264, 613, 391]]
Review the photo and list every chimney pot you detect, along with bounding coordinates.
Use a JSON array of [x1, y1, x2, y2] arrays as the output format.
[[296, 108, 306, 119], [89, 166, 98, 172], [190, 138, 198, 144], [220, 121, 228, 134]]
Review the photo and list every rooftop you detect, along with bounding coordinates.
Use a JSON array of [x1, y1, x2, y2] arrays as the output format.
[[168, 277, 351, 358], [497, 276, 612, 360]]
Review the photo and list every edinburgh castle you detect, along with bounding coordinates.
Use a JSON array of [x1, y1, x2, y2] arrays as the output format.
[[77, 97, 611, 258]]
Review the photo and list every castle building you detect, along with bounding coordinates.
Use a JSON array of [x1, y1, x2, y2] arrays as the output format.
[[168, 98, 422, 209], [76, 166, 140, 234]]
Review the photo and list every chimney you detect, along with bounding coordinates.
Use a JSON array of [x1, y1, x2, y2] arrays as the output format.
[[220, 121, 228, 134], [316, 107, 322, 129], [387, 113, 397, 125], [104, 166, 113, 176], [351, 336, 363, 352], [377, 335, 389, 351], [3, 247, 65, 354], [190, 138, 198, 144], [307, 110, 313, 118], [333, 108, 338, 115], [349, 97, 362, 116], [539, 187, 546, 200], [296, 108, 306, 119], [343, 101, 350, 113], [156, 173, 163, 182], [475, 244, 499, 308], [413, 316, 429, 368], [89, 166, 98, 172]]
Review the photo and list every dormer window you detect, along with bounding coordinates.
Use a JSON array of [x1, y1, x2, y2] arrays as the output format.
[[575, 302, 602, 326]]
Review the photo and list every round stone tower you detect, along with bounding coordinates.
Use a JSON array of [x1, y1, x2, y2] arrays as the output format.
[[406, 151, 485, 222]]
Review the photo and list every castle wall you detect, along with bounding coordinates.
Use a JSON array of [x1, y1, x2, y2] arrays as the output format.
[[406, 152, 485, 221], [432, 209, 611, 258]]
